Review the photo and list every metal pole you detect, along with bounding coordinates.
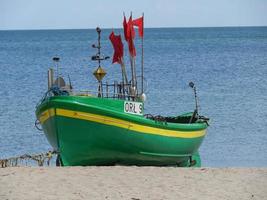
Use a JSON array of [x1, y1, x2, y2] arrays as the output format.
[[133, 57, 137, 92], [52, 57, 60, 87], [98, 81, 101, 97], [194, 86, 199, 113], [141, 13, 144, 94], [121, 59, 128, 84], [120, 58, 125, 96], [130, 12, 135, 90], [97, 28, 101, 67], [121, 59, 128, 97], [106, 81, 108, 98], [130, 56, 135, 87], [48, 68, 54, 89], [131, 12, 137, 97]]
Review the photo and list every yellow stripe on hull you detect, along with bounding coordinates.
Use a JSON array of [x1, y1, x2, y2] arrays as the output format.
[[39, 108, 55, 124], [39, 108, 206, 138]]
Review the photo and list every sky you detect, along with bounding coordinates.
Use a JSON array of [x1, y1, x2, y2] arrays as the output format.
[[0, 0, 267, 30]]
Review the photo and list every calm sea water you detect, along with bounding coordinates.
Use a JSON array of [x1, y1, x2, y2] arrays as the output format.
[[0, 27, 266, 167]]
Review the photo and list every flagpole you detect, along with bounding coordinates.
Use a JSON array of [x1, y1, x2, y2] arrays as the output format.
[[130, 55, 135, 93], [133, 57, 137, 92], [121, 61, 124, 84], [120, 59, 128, 96], [141, 13, 144, 94], [130, 12, 137, 99], [121, 59, 128, 84]]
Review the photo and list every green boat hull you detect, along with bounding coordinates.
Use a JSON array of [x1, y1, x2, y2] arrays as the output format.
[[36, 96, 207, 167]]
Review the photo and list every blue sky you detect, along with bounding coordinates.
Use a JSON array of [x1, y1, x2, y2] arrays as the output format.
[[1, 0, 267, 30]]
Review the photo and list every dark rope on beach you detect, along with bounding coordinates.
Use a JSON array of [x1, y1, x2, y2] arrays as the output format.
[[0, 150, 58, 168]]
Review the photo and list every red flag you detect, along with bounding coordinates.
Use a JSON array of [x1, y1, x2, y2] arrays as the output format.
[[128, 36, 136, 57], [126, 16, 136, 57], [133, 16, 144, 38], [123, 15, 128, 41], [109, 31, 124, 64], [127, 15, 135, 40]]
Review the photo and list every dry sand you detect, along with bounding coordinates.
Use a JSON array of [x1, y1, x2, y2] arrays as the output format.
[[0, 167, 266, 200]]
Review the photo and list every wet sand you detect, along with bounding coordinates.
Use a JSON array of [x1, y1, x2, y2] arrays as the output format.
[[0, 167, 266, 200]]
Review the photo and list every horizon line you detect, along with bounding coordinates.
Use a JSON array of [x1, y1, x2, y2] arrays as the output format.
[[0, 25, 266, 31]]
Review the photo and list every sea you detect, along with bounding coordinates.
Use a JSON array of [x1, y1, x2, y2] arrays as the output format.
[[0, 27, 266, 167]]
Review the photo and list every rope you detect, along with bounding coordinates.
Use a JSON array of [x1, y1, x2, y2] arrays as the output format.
[[0, 150, 58, 168], [144, 114, 167, 123]]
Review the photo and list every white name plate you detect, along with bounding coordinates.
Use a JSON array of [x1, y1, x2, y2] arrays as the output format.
[[124, 101, 143, 116]]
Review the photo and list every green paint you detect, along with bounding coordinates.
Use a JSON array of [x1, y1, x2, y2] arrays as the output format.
[[36, 95, 208, 167]]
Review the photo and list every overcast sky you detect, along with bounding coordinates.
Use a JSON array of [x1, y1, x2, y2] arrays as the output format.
[[1, 0, 267, 30]]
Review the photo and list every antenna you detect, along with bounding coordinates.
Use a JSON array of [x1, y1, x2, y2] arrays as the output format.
[[189, 81, 199, 123], [91, 27, 109, 97], [91, 27, 110, 65], [68, 75, 73, 90]]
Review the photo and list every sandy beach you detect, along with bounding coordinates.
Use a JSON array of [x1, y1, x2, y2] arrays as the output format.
[[0, 167, 266, 200]]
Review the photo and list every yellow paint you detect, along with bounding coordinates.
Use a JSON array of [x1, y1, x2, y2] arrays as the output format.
[[39, 108, 205, 138], [38, 109, 55, 124], [54, 108, 206, 138]]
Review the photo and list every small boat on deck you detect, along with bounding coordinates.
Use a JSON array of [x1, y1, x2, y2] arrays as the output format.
[[35, 16, 209, 167]]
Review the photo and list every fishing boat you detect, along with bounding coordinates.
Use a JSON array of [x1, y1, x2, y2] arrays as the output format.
[[35, 16, 209, 167]]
